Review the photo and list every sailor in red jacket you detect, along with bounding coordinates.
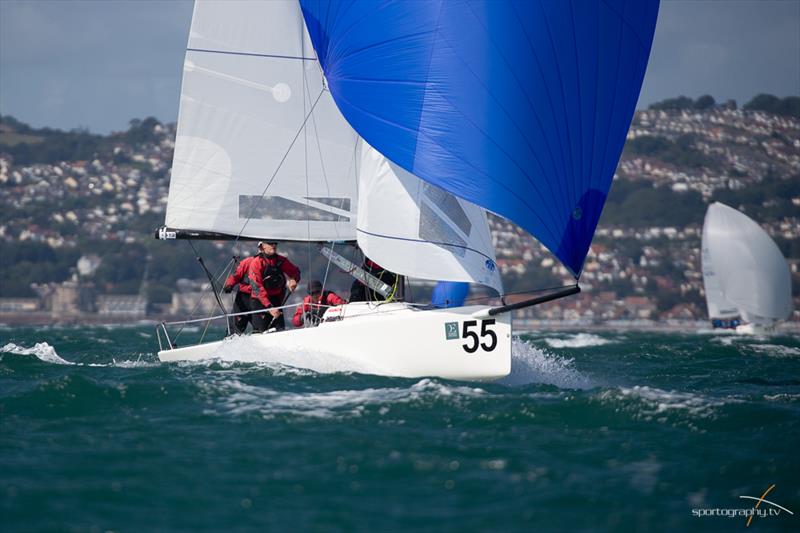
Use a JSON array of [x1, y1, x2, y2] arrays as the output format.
[[223, 254, 257, 334], [292, 280, 347, 328], [223, 241, 301, 333]]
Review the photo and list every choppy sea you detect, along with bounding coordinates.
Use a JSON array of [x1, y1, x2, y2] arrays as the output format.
[[1, 325, 798, 532]]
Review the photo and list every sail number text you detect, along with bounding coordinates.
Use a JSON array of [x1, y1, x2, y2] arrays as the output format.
[[460, 319, 497, 353]]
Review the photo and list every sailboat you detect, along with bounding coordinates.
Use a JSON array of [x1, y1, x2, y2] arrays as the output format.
[[154, 0, 659, 380], [701, 202, 793, 335]]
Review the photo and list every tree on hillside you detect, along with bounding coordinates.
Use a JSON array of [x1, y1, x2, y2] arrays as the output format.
[[744, 94, 800, 118], [649, 96, 695, 111]]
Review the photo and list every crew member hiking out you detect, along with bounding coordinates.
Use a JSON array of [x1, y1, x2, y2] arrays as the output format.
[[292, 280, 346, 328], [223, 241, 300, 333]]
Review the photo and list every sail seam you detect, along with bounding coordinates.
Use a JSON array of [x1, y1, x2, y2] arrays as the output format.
[[464, 1, 571, 222], [186, 47, 317, 61], [356, 228, 496, 264], [509, 1, 572, 224]]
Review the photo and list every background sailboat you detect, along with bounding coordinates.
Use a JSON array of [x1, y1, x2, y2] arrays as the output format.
[[155, 0, 660, 380], [702, 202, 793, 334]]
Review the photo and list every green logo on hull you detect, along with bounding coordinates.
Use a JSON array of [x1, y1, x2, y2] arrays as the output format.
[[444, 322, 459, 340]]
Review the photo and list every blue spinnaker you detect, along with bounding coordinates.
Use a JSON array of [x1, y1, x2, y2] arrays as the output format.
[[300, 0, 659, 276], [432, 281, 470, 308]]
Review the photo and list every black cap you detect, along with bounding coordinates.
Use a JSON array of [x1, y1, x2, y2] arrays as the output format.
[[307, 280, 323, 294]]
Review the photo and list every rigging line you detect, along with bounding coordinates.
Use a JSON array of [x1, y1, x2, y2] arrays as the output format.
[[321, 241, 336, 296], [172, 241, 216, 343], [234, 88, 325, 243], [189, 240, 229, 316], [186, 47, 317, 61], [302, 30, 313, 287]]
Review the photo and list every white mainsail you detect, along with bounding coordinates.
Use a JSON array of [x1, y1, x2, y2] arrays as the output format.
[[165, 0, 359, 241], [702, 202, 793, 325], [357, 143, 503, 293]]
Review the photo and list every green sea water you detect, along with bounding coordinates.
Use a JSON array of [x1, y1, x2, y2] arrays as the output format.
[[1, 325, 798, 532]]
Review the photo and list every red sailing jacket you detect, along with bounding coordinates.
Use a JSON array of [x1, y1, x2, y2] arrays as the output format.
[[224, 256, 255, 293], [224, 253, 301, 307], [292, 291, 346, 327]]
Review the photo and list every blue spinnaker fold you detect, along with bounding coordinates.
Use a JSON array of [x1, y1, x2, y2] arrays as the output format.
[[300, 0, 659, 276]]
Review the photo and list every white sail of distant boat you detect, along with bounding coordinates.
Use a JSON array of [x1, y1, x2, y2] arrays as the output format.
[[702, 202, 793, 333], [154, 0, 660, 380]]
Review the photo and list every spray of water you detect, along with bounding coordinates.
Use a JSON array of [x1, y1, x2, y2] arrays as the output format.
[[499, 337, 592, 389]]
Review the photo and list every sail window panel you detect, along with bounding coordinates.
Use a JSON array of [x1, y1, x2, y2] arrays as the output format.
[[422, 183, 472, 237], [239, 196, 351, 222], [419, 202, 467, 258]]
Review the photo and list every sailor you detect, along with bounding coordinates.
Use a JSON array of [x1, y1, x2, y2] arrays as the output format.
[[349, 257, 397, 302], [292, 280, 346, 327], [223, 254, 257, 334], [224, 241, 300, 333]]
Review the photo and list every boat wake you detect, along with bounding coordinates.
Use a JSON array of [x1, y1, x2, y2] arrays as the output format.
[[542, 333, 614, 349], [501, 338, 592, 389]]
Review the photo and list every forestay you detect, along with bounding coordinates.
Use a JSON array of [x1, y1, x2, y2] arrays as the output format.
[[702, 202, 793, 324], [166, 0, 359, 242], [357, 143, 503, 293], [300, 0, 660, 276]]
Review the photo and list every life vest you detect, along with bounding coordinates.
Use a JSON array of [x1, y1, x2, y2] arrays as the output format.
[[262, 256, 286, 290]]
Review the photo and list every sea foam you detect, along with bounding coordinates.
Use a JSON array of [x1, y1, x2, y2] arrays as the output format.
[[543, 333, 613, 349], [1, 342, 74, 365]]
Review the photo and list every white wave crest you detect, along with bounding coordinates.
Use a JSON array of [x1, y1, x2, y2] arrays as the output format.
[[201, 377, 486, 419], [1, 342, 74, 365], [543, 333, 613, 349], [599, 386, 727, 419], [749, 344, 800, 358], [763, 393, 800, 402], [499, 338, 591, 389]]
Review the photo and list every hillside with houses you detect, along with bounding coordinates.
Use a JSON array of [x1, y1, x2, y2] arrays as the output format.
[[1, 95, 798, 326]]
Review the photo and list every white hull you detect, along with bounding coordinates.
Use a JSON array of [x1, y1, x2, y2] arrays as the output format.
[[158, 303, 511, 381], [734, 322, 774, 336]]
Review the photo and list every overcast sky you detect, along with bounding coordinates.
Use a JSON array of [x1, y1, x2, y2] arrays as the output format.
[[1, 0, 798, 134]]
